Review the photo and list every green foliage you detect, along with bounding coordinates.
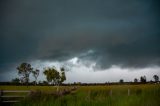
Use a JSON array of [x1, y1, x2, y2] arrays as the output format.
[[140, 76, 147, 83], [153, 75, 159, 82], [134, 78, 138, 83], [43, 67, 66, 85], [17, 63, 33, 85], [119, 79, 124, 83]]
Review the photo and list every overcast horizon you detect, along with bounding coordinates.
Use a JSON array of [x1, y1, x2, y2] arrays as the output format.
[[0, 0, 160, 83]]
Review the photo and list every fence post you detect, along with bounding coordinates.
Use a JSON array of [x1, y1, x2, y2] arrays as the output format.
[[128, 89, 130, 96], [0, 90, 3, 102], [110, 89, 112, 96], [27, 90, 31, 97], [0, 90, 31, 103]]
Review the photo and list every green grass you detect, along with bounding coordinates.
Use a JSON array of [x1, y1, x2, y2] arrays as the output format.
[[0, 84, 160, 106]]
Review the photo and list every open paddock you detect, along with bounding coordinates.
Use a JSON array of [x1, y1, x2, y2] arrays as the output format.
[[0, 84, 160, 106]]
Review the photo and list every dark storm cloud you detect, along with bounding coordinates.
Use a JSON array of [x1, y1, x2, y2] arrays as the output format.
[[0, 0, 160, 73]]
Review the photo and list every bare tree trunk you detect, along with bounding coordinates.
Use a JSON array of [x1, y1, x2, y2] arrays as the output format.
[[35, 78, 37, 86], [25, 74, 29, 88]]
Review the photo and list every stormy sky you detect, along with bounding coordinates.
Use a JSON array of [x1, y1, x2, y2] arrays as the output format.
[[0, 0, 160, 82]]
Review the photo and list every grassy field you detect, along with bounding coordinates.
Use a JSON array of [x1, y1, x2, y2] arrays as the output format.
[[0, 84, 160, 106]]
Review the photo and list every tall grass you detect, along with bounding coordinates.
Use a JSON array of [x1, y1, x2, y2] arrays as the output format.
[[1, 84, 160, 106]]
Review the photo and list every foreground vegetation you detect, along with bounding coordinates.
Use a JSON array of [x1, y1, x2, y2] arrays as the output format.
[[0, 84, 160, 106]]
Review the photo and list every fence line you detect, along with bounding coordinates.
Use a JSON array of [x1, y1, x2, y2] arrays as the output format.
[[0, 90, 31, 103]]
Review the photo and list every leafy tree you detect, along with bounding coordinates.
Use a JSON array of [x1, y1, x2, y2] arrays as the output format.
[[17, 63, 33, 86], [119, 79, 124, 83], [140, 76, 146, 83], [153, 75, 159, 82], [134, 78, 138, 83], [32, 69, 40, 85], [43, 66, 66, 91], [43, 67, 59, 85]]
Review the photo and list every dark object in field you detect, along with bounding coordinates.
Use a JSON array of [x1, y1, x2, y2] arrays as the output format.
[[52, 87, 78, 96], [71, 87, 77, 91], [62, 89, 71, 95], [29, 90, 42, 97]]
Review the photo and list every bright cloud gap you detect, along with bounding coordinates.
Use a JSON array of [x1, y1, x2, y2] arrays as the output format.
[[27, 57, 160, 83]]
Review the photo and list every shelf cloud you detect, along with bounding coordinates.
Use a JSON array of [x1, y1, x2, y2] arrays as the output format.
[[0, 0, 160, 81]]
